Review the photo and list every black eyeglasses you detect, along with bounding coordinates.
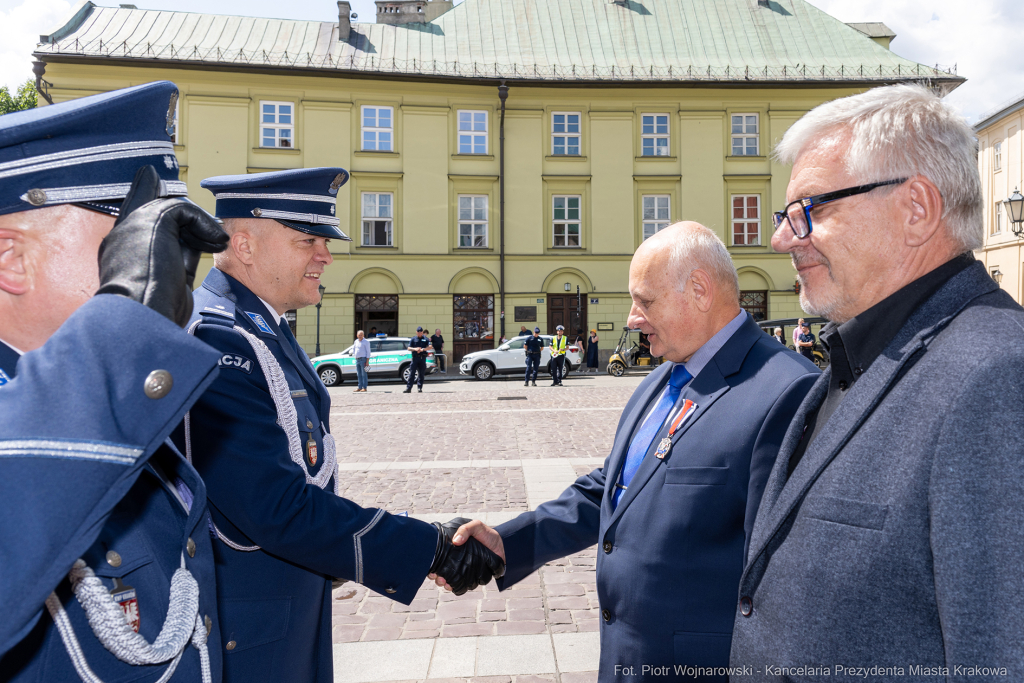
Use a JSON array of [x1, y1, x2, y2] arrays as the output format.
[[772, 178, 908, 239]]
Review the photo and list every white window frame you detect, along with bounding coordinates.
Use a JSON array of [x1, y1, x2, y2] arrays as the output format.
[[731, 194, 761, 246], [642, 195, 671, 241], [260, 101, 294, 149], [458, 195, 488, 248], [361, 106, 394, 151], [994, 141, 1003, 171], [361, 192, 394, 247], [995, 201, 1004, 234], [552, 112, 581, 156], [731, 113, 759, 156], [640, 113, 670, 157], [552, 195, 582, 248], [458, 110, 488, 155]]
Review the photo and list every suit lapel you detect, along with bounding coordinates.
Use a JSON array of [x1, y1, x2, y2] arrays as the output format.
[[743, 262, 999, 579], [601, 366, 669, 518]]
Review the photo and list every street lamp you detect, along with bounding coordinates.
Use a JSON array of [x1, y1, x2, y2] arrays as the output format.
[[1007, 188, 1024, 238], [315, 284, 326, 356]]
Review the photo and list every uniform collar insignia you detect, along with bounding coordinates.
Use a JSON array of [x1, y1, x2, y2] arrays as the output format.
[[245, 311, 276, 336]]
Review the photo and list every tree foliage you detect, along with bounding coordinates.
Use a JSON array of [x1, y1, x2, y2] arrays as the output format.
[[0, 80, 38, 115]]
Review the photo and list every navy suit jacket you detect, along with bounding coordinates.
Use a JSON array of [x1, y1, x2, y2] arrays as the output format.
[[495, 315, 819, 682], [176, 269, 437, 683], [0, 295, 223, 683]]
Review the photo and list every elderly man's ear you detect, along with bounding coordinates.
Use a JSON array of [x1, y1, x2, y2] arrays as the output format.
[[688, 268, 716, 313], [0, 230, 29, 296], [902, 177, 945, 248]]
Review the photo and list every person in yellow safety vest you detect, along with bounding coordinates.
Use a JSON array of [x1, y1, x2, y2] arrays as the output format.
[[550, 324, 567, 387]]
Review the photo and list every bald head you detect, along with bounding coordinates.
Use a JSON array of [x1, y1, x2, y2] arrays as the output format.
[[627, 222, 741, 363]]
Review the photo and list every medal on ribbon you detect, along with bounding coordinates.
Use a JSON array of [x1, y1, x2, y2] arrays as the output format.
[[110, 577, 140, 632], [656, 399, 697, 460]]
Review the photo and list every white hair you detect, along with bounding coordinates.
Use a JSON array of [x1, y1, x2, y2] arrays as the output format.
[[666, 222, 740, 297], [774, 84, 982, 252]]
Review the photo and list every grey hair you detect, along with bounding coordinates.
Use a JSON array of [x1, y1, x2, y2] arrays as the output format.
[[773, 84, 982, 252], [666, 222, 740, 297]]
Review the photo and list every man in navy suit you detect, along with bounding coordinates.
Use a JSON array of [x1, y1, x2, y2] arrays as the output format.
[[437, 222, 819, 681]]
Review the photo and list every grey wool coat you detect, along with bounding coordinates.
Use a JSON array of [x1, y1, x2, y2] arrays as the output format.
[[730, 261, 1024, 681]]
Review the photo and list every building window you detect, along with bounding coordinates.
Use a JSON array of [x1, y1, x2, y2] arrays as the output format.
[[731, 114, 759, 156], [361, 193, 393, 246], [553, 195, 581, 247], [995, 201, 1004, 234], [994, 141, 1002, 171], [552, 112, 581, 155], [642, 195, 671, 240], [458, 110, 488, 154], [732, 195, 761, 246], [739, 290, 767, 322], [362, 106, 393, 151], [458, 195, 488, 247], [641, 114, 669, 156], [260, 101, 293, 148]]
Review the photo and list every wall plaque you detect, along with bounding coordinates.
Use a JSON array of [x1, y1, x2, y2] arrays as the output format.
[[597, 322, 614, 331], [514, 306, 537, 322]]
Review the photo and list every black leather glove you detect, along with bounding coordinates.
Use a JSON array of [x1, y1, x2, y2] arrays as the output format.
[[428, 517, 506, 596], [97, 165, 228, 327]]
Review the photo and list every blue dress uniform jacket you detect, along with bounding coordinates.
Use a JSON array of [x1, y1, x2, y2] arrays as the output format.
[[494, 316, 819, 682], [0, 295, 223, 683], [178, 268, 437, 683]]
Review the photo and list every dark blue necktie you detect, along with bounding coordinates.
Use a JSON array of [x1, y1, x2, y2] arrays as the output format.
[[278, 319, 304, 358], [613, 364, 693, 509]]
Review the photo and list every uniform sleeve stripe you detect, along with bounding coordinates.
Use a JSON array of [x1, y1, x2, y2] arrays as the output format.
[[353, 509, 386, 585], [0, 439, 143, 465]]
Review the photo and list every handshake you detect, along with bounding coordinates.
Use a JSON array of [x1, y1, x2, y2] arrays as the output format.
[[427, 518, 506, 595]]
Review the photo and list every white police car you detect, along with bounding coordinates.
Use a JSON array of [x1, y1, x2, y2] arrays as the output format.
[[312, 337, 437, 386], [459, 335, 583, 380]]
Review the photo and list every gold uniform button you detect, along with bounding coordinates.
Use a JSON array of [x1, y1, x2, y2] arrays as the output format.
[[385, 587, 397, 594], [225, 641, 236, 651], [306, 419, 314, 429], [187, 537, 196, 558], [105, 551, 122, 567], [144, 370, 173, 399]]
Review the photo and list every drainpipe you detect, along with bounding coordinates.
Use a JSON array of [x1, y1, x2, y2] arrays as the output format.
[[498, 80, 508, 343], [32, 61, 53, 105]]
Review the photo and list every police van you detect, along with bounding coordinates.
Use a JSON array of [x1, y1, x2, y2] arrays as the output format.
[[311, 337, 438, 386]]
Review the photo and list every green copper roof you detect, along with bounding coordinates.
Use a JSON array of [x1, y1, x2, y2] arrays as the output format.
[[36, 0, 961, 87]]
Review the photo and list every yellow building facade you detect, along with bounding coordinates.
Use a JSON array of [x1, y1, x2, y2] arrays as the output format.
[[975, 94, 1024, 301], [34, 1, 960, 363]]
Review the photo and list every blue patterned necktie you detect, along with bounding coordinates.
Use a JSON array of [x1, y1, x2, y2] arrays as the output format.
[[613, 364, 693, 509]]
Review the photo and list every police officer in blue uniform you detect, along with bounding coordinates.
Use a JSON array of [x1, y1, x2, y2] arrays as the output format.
[[178, 169, 504, 683], [0, 82, 229, 682], [404, 326, 432, 393], [524, 327, 543, 387]]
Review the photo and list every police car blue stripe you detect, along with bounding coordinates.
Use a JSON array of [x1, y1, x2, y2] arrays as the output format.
[[0, 439, 144, 465]]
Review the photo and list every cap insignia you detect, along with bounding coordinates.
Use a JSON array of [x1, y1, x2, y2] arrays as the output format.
[[328, 171, 348, 196], [166, 91, 178, 138]]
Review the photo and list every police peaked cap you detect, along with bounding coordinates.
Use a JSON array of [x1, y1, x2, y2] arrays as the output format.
[[201, 168, 351, 240], [0, 80, 186, 216]]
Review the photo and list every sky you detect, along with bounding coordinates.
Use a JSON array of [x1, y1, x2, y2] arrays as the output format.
[[1, 0, 1022, 124]]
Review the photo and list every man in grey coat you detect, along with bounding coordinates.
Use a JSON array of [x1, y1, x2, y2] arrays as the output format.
[[730, 84, 1024, 679]]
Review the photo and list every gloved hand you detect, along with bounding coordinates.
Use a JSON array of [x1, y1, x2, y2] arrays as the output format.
[[97, 165, 228, 327], [428, 517, 506, 596]]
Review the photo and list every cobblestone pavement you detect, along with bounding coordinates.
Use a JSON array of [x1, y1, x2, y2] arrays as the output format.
[[328, 376, 644, 683]]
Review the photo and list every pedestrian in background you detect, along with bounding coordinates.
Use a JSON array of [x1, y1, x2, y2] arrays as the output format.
[[519, 325, 528, 337], [587, 328, 600, 372], [353, 329, 371, 392], [404, 326, 432, 393], [773, 327, 785, 344], [369, 325, 378, 339], [430, 328, 445, 372], [797, 323, 816, 361], [791, 317, 805, 348], [550, 325, 567, 386], [524, 327, 542, 387]]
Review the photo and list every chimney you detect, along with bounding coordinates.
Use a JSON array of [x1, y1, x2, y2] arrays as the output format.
[[338, 1, 352, 41]]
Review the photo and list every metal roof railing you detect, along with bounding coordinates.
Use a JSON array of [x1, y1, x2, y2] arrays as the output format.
[[36, 40, 960, 83]]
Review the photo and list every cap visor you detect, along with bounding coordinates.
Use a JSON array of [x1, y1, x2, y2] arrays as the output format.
[[275, 218, 351, 241]]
